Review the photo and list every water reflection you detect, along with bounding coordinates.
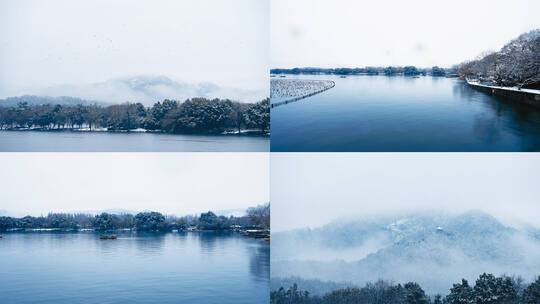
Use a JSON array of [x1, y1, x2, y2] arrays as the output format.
[[197, 231, 227, 254], [0, 232, 269, 304], [453, 82, 540, 150], [472, 113, 502, 144], [452, 81, 477, 99], [0, 131, 269, 152], [249, 241, 271, 282], [133, 232, 167, 255], [272, 75, 540, 151]]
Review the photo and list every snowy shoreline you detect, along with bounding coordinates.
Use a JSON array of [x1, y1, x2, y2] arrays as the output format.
[[0, 127, 269, 136], [466, 78, 540, 108], [3, 228, 266, 235], [466, 78, 540, 95]]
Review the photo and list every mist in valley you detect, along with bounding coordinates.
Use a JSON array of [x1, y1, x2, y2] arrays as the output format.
[[272, 210, 540, 295], [271, 154, 540, 295]]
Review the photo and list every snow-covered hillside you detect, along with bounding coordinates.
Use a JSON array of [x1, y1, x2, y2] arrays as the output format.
[[272, 210, 540, 294]]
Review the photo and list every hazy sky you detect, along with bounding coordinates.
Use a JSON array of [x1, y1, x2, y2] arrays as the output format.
[[272, 153, 540, 232], [0, 0, 269, 101], [271, 0, 540, 68], [0, 153, 269, 216]]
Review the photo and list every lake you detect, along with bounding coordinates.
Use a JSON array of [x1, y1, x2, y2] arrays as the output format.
[[0, 232, 269, 304], [270, 75, 540, 151], [0, 131, 269, 152]]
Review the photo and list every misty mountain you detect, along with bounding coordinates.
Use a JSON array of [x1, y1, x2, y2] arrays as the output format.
[[48, 209, 140, 216], [7, 75, 266, 106], [214, 208, 247, 218], [272, 210, 540, 295], [100, 208, 139, 215], [0, 95, 105, 107]]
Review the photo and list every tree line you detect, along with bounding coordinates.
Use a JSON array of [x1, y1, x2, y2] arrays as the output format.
[[272, 29, 540, 88], [456, 29, 540, 89], [0, 97, 270, 134], [271, 273, 540, 304], [271, 66, 450, 77], [0, 203, 270, 232]]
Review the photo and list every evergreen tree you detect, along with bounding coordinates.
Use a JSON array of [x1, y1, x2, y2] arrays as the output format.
[[93, 213, 119, 231], [244, 98, 270, 133], [522, 276, 540, 304], [0, 216, 15, 231], [444, 279, 474, 304], [0, 98, 269, 134], [404, 282, 429, 304], [134, 212, 169, 231], [473, 273, 516, 304], [497, 276, 518, 304]]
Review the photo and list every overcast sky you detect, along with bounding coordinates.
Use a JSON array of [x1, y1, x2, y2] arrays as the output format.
[[0, 0, 268, 101], [0, 153, 269, 216], [271, 0, 540, 68], [272, 153, 540, 232]]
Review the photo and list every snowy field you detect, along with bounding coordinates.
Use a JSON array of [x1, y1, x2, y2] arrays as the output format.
[[270, 79, 335, 106]]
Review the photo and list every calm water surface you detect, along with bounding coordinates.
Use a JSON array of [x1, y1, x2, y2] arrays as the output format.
[[271, 75, 540, 151], [0, 131, 269, 152], [0, 232, 269, 304]]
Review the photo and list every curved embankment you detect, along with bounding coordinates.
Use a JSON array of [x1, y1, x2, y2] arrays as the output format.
[[270, 79, 335, 108], [466, 78, 540, 109]]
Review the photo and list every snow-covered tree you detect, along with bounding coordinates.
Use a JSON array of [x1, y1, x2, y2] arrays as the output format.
[[444, 279, 474, 304], [521, 276, 540, 304], [456, 29, 540, 88], [245, 98, 270, 133], [403, 282, 429, 304]]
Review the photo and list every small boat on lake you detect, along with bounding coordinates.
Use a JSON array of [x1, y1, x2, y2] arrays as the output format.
[[264, 237, 270, 242], [0, 235, 3, 239], [339, 75, 346, 78], [99, 235, 117, 240]]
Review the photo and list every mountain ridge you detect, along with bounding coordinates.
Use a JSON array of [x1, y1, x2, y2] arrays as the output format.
[[1, 75, 266, 106], [272, 210, 540, 294]]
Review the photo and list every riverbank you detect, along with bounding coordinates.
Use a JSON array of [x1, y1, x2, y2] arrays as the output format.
[[0, 127, 269, 136], [0, 228, 270, 240], [466, 78, 540, 109]]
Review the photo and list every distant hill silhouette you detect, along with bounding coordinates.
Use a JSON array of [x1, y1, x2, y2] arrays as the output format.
[[1, 75, 266, 106], [0, 95, 104, 107]]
